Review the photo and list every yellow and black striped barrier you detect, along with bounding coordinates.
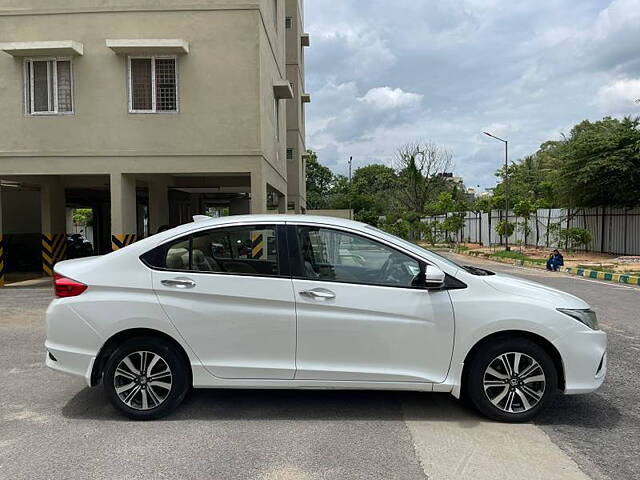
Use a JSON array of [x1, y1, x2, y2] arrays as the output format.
[[250, 231, 264, 259], [42, 233, 67, 276], [111, 234, 137, 251], [0, 234, 5, 287]]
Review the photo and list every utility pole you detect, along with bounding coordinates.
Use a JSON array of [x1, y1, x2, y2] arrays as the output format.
[[483, 132, 510, 251], [348, 156, 353, 219]]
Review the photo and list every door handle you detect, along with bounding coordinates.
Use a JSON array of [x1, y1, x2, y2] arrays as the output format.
[[161, 278, 196, 289], [299, 288, 336, 300]]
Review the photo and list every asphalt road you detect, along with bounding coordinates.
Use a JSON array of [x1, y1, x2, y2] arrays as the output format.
[[0, 256, 637, 480]]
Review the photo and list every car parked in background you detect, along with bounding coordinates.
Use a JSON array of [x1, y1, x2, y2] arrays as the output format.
[[45, 215, 607, 421]]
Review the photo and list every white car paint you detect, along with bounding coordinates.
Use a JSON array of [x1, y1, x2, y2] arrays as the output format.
[[45, 214, 607, 399]]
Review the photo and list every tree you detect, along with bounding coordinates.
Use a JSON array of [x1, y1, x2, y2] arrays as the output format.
[[351, 164, 397, 196], [394, 142, 452, 215], [513, 199, 536, 246], [305, 150, 334, 209], [554, 117, 640, 207], [72, 208, 93, 226]]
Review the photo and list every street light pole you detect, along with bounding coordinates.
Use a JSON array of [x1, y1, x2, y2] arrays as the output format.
[[483, 132, 510, 251], [348, 156, 353, 219]]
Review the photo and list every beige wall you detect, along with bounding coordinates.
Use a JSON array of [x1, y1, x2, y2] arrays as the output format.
[[0, 8, 266, 158], [0, 0, 305, 213]]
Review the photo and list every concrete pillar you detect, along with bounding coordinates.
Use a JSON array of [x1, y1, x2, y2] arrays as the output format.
[[149, 181, 169, 234], [110, 173, 138, 250], [41, 177, 67, 276], [0, 186, 4, 287], [250, 173, 267, 214], [278, 191, 287, 214]]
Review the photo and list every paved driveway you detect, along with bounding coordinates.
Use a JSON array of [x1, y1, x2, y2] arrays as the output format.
[[0, 256, 637, 480]]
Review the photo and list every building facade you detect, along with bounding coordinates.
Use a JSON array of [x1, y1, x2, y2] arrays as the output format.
[[0, 0, 309, 283]]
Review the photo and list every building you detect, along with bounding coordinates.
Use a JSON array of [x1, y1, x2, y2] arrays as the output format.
[[0, 0, 309, 283]]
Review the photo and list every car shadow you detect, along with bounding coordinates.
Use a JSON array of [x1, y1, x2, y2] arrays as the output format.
[[60, 386, 620, 428]]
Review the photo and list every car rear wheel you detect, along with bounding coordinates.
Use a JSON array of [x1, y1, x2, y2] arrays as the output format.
[[103, 337, 189, 420], [467, 337, 557, 422]]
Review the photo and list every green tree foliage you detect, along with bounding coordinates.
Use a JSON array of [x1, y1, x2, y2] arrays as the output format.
[[555, 117, 640, 207], [493, 116, 640, 209], [305, 150, 334, 209], [496, 220, 515, 238], [72, 208, 93, 226]]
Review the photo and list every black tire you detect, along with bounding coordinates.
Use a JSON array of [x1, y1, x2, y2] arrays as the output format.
[[466, 337, 557, 422], [103, 336, 190, 420]]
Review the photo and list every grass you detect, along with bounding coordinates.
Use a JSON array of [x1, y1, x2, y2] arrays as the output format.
[[490, 250, 547, 264]]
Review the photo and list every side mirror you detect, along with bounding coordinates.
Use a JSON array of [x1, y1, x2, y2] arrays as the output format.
[[412, 263, 445, 290]]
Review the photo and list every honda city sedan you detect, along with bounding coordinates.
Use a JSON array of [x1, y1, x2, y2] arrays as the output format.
[[45, 215, 607, 421]]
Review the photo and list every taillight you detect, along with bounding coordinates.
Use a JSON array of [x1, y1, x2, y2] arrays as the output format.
[[54, 273, 88, 298]]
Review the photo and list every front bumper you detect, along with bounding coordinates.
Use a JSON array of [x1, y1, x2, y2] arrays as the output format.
[[553, 325, 607, 394]]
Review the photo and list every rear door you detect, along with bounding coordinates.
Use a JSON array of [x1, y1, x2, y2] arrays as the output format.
[[290, 224, 455, 383], [148, 223, 297, 379]]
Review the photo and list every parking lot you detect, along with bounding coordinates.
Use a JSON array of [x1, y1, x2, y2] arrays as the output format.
[[0, 255, 638, 480]]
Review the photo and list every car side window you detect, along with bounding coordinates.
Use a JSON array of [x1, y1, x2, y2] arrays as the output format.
[[164, 238, 190, 270], [142, 225, 281, 277], [296, 226, 422, 288], [191, 225, 279, 276]]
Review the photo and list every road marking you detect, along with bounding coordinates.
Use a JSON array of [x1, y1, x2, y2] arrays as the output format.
[[403, 395, 590, 480]]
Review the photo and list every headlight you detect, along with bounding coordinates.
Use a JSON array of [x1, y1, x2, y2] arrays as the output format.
[[557, 308, 599, 330]]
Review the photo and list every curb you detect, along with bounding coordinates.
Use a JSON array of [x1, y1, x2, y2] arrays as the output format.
[[455, 249, 640, 286]]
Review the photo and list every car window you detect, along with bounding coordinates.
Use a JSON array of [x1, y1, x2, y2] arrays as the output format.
[[190, 225, 279, 276], [164, 238, 190, 270], [296, 226, 421, 288]]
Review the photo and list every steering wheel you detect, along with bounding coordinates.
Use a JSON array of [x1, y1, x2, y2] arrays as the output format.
[[377, 252, 406, 283]]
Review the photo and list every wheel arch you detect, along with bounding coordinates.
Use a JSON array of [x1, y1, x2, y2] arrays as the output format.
[[90, 328, 193, 387], [460, 330, 565, 395]]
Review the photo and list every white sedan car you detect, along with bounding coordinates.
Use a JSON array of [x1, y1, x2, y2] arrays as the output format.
[[45, 215, 607, 421]]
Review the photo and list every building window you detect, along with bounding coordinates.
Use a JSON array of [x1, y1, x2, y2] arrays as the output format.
[[273, 0, 279, 30], [274, 98, 280, 140], [285, 17, 293, 29], [24, 58, 73, 115], [287, 148, 294, 161], [128, 56, 178, 113]]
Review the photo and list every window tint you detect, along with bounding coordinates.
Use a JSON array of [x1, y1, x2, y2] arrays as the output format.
[[296, 226, 421, 288], [164, 238, 190, 270], [143, 225, 280, 277], [191, 226, 279, 276]]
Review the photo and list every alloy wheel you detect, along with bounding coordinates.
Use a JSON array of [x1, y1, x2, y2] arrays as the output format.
[[482, 352, 546, 414], [113, 351, 173, 411]]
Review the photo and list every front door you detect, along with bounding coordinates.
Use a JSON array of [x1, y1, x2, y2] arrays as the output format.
[[290, 225, 455, 383], [151, 223, 296, 379]]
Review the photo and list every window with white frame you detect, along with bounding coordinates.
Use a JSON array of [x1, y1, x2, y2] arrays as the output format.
[[128, 56, 178, 113], [24, 58, 73, 115], [285, 17, 293, 29]]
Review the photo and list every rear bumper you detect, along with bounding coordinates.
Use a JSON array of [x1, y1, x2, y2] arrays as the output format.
[[45, 342, 96, 387], [45, 299, 103, 387], [554, 326, 607, 394]]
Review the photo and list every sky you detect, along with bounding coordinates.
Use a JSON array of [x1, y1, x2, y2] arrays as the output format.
[[304, 0, 640, 191]]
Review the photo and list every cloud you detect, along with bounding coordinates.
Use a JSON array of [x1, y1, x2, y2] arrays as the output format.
[[304, 0, 640, 189], [359, 87, 423, 111], [595, 78, 640, 115]]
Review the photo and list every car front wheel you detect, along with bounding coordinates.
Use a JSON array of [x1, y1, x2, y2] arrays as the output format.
[[103, 337, 190, 420], [467, 337, 558, 422]]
